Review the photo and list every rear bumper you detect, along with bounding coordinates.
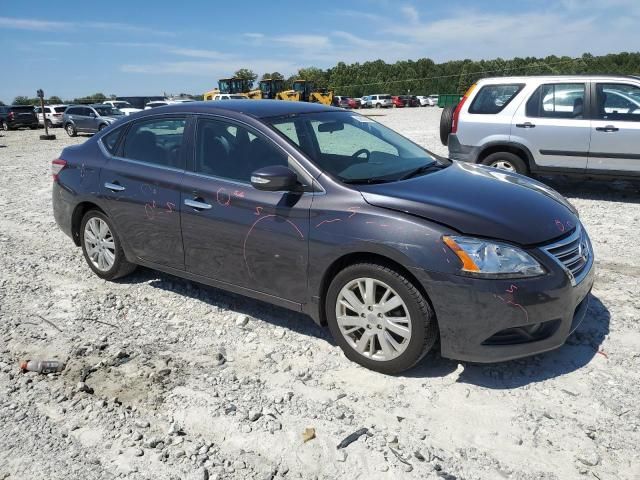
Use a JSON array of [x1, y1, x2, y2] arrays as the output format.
[[447, 134, 480, 163], [52, 182, 75, 241], [412, 256, 595, 363]]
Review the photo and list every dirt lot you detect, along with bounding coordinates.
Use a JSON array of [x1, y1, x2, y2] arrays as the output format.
[[0, 107, 639, 480]]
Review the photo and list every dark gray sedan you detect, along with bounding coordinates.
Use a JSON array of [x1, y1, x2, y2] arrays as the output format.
[[52, 101, 594, 373]]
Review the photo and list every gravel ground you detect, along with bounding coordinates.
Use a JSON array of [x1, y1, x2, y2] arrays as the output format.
[[0, 107, 639, 480]]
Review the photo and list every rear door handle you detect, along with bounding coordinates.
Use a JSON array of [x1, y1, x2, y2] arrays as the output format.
[[595, 125, 619, 132], [515, 122, 536, 128], [104, 182, 125, 192], [184, 198, 212, 210]]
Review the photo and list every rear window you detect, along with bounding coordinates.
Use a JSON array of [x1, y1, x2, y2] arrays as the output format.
[[469, 84, 524, 114], [380, 95, 392, 100], [102, 126, 124, 154], [11, 106, 35, 113], [54, 107, 66, 113]]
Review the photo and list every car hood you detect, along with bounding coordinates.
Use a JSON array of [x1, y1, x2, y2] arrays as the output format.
[[357, 161, 578, 246]]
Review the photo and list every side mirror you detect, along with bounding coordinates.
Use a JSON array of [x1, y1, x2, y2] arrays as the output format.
[[251, 165, 298, 191]]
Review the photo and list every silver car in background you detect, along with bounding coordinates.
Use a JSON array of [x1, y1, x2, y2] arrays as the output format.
[[444, 75, 640, 178], [369, 94, 393, 108], [62, 104, 125, 137]]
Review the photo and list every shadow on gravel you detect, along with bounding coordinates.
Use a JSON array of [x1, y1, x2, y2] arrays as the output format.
[[118, 267, 334, 344], [536, 175, 640, 203]]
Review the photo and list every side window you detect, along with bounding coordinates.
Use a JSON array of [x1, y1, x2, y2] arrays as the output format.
[[102, 126, 124, 154], [122, 118, 186, 168], [195, 118, 288, 182], [81, 108, 93, 117], [526, 83, 585, 118], [597, 83, 640, 121], [468, 84, 523, 114], [272, 122, 301, 146]]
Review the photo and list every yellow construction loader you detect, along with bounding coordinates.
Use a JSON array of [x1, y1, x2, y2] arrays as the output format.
[[246, 78, 285, 99], [204, 77, 251, 100], [276, 80, 333, 105]]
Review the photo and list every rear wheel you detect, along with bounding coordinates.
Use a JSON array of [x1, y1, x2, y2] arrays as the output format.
[[65, 123, 77, 137], [80, 210, 136, 280], [1, 121, 8, 131], [439, 104, 456, 146], [46, 120, 53, 129], [98, 123, 107, 131], [325, 263, 438, 374], [375, 103, 381, 109], [480, 151, 528, 175]]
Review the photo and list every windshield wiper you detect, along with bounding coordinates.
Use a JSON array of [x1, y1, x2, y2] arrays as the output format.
[[397, 162, 441, 181], [341, 178, 392, 185]]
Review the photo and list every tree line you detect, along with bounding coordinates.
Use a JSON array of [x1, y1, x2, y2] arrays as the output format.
[[6, 51, 639, 105]]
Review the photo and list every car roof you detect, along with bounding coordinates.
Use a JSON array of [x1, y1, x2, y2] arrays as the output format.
[[137, 100, 340, 118], [477, 74, 640, 84]]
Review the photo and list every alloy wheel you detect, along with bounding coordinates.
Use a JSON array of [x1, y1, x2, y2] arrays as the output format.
[[83, 217, 116, 272], [335, 277, 412, 361], [490, 160, 516, 172]]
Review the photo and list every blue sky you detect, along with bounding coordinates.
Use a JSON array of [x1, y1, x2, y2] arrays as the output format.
[[1, 0, 638, 103]]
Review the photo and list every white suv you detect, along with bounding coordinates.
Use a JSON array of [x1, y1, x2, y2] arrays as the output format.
[[368, 94, 393, 108], [102, 100, 142, 116], [443, 75, 640, 178], [35, 104, 68, 128]]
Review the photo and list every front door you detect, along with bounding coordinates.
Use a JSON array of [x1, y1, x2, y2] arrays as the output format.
[[180, 116, 310, 303], [512, 82, 591, 171], [588, 82, 640, 173], [99, 116, 189, 269]]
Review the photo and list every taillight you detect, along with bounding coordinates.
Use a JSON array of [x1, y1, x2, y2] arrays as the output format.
[[451, 83, 477, 134], [8, 112, 14, 120], [52, 159, 67, 182]]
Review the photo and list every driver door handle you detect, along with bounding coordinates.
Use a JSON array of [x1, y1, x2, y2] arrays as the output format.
[[104, 182, 125, 192], [595, 125, 619, 132], [184, 198, 212, 210]]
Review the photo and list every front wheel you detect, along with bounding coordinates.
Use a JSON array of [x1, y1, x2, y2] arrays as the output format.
[[80, 210, 136, 280], [325, 263, 438, 374], [480, 151, 528, 175]]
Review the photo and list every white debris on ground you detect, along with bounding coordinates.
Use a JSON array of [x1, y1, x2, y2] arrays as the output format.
[[0, 107, 639, 480]]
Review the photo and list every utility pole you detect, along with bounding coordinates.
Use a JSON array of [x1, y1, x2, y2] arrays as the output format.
[[37, 89, 56, 141]]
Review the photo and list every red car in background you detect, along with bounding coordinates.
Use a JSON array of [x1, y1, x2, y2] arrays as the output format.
[[347, 97, 361, 109], [391, 96, 405, 108], [401, 95, 420, 107]]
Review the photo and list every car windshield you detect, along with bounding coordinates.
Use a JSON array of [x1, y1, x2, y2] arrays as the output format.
[[94, 107, 123, 116], [112, 102, 131, 108], [268, 111, 444, 184], [380, 95, 392, 100]]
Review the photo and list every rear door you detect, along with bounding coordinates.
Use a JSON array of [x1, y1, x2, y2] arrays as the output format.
[[511, 82, 591, 171], [588, 81, 640, 173], [99, 116, 189, 269], [180, 115, 311, 302]]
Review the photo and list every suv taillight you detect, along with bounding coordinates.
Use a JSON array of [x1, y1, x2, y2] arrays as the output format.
[[451, 84, 477, 134], [7, 112, 14, 120], [52, 159, 67, 182]]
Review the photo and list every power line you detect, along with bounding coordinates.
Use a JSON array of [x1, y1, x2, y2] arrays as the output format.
[[328, 57, 588, 90]]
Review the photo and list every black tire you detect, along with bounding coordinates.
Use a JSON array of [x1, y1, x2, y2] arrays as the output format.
[[375, 103, 381, 109], [480, 151, 528, 175], [65, 123, 77, 137], [325, 262, 438, 374], [30, 126, 39, 130], [46, 120, 53, 129], [439, 104, 456, 146], [1, 121, 8, 131], [80, 210, 136, 280]]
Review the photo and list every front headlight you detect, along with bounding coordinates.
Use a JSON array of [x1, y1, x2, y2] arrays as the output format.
[[443, 236, 545, 278]]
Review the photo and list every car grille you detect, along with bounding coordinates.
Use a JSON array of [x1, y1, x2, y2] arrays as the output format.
[[541, 224, 592, 286]]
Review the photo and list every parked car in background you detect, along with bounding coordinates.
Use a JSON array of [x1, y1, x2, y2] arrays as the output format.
[[52, 100, 594, 374], [347, 98, 362, 109], [369, 94, 393, 108], [416, 96, 432, 106], [442, 75, 640, 179], [103, 100, 142, 116], [401, 95, 420, 107], [62, 105, 124, 137], [211, 94, 248, 100], [428, 94, 439, 106], [391, 96, 405, 108], [117, 96, 165, 110], [145, 101, 169, 110], [360, 96, 372, 108], [35, 104, 68, 128], [0, 105, 39, 130], [336, 97, 350, 108]]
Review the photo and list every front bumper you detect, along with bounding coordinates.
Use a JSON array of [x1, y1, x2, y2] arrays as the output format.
[[412, 250, 595, 363]]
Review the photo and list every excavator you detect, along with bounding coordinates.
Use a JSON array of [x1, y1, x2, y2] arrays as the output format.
[[203, 77, 251, 100], [246, 78, 285, 99], [276, 80, 333, 105]]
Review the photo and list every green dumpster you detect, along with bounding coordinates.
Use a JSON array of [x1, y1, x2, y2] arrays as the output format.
[[437, 94, 462, 108]]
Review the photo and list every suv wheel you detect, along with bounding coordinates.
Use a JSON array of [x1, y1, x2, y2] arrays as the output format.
[[325, 263, 438, 374], [46, 120, 53, 129], [80, 210, 136, 280], [375, 103, 381, 109], [98, 124, 107, 131], [481, 151, 527, 175], [439, 104, 456, 146], [65, 123, 77, 137], [1, 121, 8, 131]]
